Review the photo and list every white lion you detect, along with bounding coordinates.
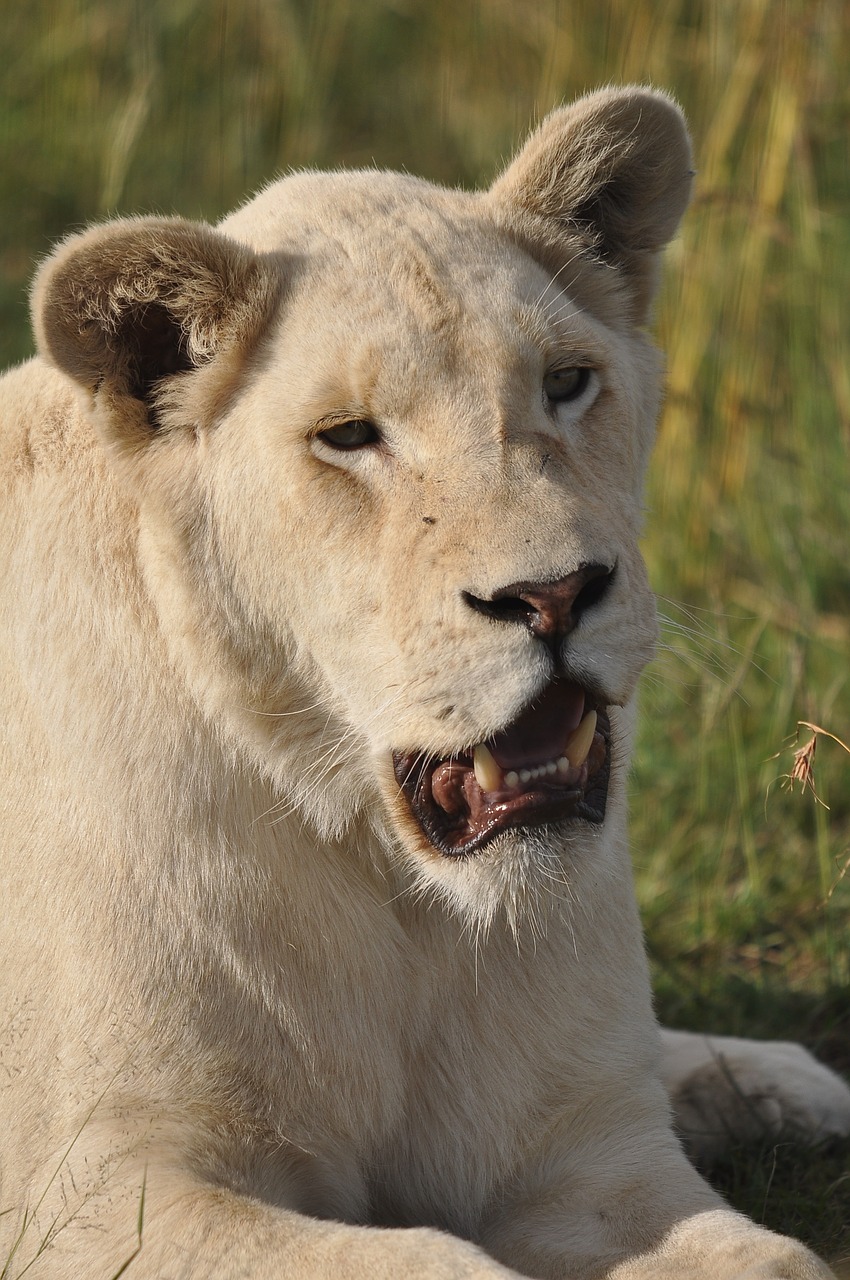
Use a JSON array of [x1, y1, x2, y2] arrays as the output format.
[[1, 86, 848, 1279]]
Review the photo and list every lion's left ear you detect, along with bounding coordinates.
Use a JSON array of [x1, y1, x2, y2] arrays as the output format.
[[32, 216, 281, 443], [488, 86, 693, 321]]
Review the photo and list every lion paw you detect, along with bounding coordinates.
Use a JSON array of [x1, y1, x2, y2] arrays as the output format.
[[660, 1028, 850, 1166]]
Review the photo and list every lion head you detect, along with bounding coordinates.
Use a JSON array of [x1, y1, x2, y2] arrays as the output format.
[[32, 87, 692, 923]]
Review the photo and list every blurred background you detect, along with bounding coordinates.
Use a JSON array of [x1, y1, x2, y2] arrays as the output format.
[[2, 0, 848, 1252]]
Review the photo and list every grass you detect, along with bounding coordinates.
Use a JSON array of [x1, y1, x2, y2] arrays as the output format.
[[2, 0, 848, 1260]]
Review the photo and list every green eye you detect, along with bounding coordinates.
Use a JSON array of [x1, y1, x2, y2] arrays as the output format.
[[318, 420, 380, 450], [543, 366, 592, 403]]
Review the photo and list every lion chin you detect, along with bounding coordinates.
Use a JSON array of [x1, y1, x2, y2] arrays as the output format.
[[1, 84, 848, 1280]]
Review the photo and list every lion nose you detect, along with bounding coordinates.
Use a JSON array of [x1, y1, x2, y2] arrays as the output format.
[[463, 564, 614, 647]]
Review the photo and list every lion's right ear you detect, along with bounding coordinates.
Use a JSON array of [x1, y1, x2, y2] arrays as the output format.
[[32, 216, 280, 434]]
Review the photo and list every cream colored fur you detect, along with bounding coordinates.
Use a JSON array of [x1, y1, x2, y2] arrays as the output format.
[[1, 86, 848, 1279]]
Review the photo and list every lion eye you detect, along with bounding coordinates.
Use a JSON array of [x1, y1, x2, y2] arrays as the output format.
[[543, 366, 591, 403], [317, 420, 380, 450]]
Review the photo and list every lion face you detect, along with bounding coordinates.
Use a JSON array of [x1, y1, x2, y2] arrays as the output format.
[[32, 89, 692, 902], [214, 183, 661, 862]]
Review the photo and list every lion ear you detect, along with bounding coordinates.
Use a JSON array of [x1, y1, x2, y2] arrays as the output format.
[[488, 86, 693, 321], [32, 216, 280, 432]]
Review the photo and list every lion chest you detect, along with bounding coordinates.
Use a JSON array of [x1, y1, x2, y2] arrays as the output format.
[[168, 890, 564, 1228]]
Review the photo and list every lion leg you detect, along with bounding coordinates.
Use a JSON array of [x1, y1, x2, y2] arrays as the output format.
[[485, 1179, 833, 1279], [659, 1027, 850, 1166], [5, 1160, 523, 1280], [478, 1112, 833, 1280]]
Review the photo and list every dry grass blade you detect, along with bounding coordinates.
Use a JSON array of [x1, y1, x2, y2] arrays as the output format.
[[780, 720, 850, 807], [784, 731, 823, 804]]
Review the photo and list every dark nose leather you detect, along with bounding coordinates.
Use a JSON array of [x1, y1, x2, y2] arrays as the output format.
[[464, 564, 614, 647]]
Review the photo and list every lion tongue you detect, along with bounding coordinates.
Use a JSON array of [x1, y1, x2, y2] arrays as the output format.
[[487, 680, 585, 770]]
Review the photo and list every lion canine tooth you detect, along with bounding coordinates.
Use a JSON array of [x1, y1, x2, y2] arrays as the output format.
[[473, 743, 502, 792], [564, 709, 598, 768]]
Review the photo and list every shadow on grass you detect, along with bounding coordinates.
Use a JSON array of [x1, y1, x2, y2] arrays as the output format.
[[651, 962, 850, 1074], [707, 1135, 850, 1267]]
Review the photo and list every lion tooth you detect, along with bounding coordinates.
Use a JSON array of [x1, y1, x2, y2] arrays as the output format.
[[564, 709, 598, 768], [473, 743, 502, 792], [505, 770, 519, 788]]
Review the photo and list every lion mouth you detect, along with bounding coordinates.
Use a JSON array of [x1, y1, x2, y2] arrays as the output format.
[[392, 680, 610, 858]]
